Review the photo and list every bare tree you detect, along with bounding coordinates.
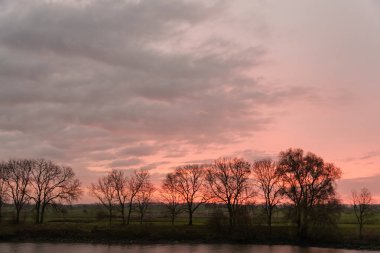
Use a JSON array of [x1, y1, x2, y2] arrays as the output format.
[[160, 173, 184, 225], [29, 159, 82, 224], [4, 159, 33, 223], [352, 187, 373, 239], [109, 169, 129, 224], [126, 169, 148, 225], [173, 164, 206, 226], [0, 162, 9, 224], [90, 174, 116, 225], [277, 148, 341, 239], [252, 158, 282, 235], [205, 157, 253, 229], [136, 174, 155, 224]]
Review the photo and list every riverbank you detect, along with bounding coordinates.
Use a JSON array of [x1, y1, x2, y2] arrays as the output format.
[[1, 243, 378, 253], [1, 223, 380, 251]]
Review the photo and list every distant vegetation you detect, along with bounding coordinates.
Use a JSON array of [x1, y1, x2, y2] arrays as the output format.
[[0, 148, 377, 247]]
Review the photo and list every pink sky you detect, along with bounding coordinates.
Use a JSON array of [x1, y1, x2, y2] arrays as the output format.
[[0, 0, 379, 203]]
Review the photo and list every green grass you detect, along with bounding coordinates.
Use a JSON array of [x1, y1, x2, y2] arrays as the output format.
[[1, 204, 379, 227], [1, 204, 380, 248]]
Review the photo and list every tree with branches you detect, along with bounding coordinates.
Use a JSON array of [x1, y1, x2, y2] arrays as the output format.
[[90, 174, 116, 225], [173, 165, 206, 226], [205, 157, 253, 229], [0, 162, 9, 224], [136, 174, 155, 224], [109, 169, 129, 224], [4, 159, 34, 223], [126, 169, 149, 225], [160, 173, 184, 225], [277, 148, 341, 239], [352, 187, 373, 239], [252, 158, 282, 235], [29, 159, 82, 224]]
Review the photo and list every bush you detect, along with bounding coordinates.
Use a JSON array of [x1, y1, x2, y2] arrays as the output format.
[[231, 207, 255, 241], [96, 211, 107, 221], [206, 208, 228, 234]]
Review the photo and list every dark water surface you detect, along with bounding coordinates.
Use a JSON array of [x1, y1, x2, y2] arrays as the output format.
[[0, 243, 377, 253]]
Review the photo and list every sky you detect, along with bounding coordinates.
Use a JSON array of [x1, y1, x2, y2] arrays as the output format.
[[0, 0, 379, 203]]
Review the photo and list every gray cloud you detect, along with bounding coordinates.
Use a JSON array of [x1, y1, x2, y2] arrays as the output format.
[[137, 161, 171, 171], [109, 158, 143, 168], [341, 151, 380, 163], [338, 174, 380, 201], [232, 149, 277, 161], [117, 143, 160, 157], [0, 0, 311, 178], [360, 151, 380, 160]]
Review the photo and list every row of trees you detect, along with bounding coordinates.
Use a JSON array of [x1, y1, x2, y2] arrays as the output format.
[[0, 159, 82, 224], [0, 148, 373, 240], [90, 148, 349, 239], [90, 169, 154, 225]]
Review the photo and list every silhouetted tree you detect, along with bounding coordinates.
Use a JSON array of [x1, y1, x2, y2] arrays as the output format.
[[136, 173, 155, 224], [4, 159, 33, 223], [109, 169, 129, 224], [29, 159, 82, 224], [173, 164, 206, 225], [90, 174, 116, 225], [308, 198, 342, 240], [352, 187, 373, 239], [126, 169, 148, 225], [0, 162, 9, 224], [277, 148, 341, 239], [205, 157, 253, 229], [252, 158, 282, 235], [160, 173, 184, 225]]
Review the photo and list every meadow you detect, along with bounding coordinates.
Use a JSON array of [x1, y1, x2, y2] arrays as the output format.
[[1, 203, 380, 249]]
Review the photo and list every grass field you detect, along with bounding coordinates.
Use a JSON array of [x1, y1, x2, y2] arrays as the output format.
[[1, 203, 380, 248]]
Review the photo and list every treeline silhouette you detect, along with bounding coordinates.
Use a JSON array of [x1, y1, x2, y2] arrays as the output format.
[[0, 159, 82, 224], [0, 148, 375, 243]]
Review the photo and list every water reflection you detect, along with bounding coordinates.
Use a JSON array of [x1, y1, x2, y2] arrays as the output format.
[[0, 243, 376, 253]]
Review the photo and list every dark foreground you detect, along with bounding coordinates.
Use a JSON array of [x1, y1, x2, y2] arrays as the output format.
[[0, 243, 378, 253], [1, 224, 380, 251]]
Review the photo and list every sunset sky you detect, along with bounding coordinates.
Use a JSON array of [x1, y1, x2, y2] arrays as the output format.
[[0, 0, 379, 202]]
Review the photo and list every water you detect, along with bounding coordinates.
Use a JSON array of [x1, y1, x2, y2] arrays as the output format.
[[0, 243, 376, 253]]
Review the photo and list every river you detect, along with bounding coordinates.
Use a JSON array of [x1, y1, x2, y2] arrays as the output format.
[[0, 243, 377, 253]]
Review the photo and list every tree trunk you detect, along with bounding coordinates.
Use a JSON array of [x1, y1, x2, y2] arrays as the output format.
[[35, 202, 41, 224], [109, 206, 112, 225], [268, 211, 272, 238], [296, 206, 303, 239], [121, 205, 125, 225], [188, 210, 193, 226], [0, 202, 2, 224], [227, 207, 233, 230], [127, 203, 133, 225], [40, 204, 47, 224], [301, 207, 308, 239], [171, 213, 175, 225], [297, 207, 301, 229], [14, 203, 22, 224], [298, 209, 308, 240]]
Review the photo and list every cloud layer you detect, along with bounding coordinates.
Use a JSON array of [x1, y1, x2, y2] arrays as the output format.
[[0, 0, 308, 179], [1, 0, 379, 202]]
